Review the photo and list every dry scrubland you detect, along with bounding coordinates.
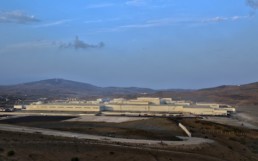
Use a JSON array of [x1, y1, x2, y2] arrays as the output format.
[[0, 116, 258, 161], [236, 106, 258, 126], [0, 130, 230, 161], [181, 118, 258, 161], [0, 116, 184, 141]]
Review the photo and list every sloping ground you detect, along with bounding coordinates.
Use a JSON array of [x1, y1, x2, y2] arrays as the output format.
[[0, 78, 155, 99], [64, 116, 149, 123], [0, 130, 227, 161], [235, 106, 258, 126], [0, 117, 184, 141], [1, 78, 258, 105], [181, 118, 258, 161], [150, 82, 258, 105]]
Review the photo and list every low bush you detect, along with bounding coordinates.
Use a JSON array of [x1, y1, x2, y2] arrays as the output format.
[[71, 157, 79, 161], [7, 150, 15, 156]]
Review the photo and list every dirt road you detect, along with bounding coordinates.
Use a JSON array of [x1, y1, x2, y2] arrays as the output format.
[[0, 123, 213, 146]]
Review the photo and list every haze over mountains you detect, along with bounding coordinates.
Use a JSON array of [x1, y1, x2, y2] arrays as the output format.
[[0, 79, 156, 99], [0, 78, 258, 105], [150, 82, 258, 105]]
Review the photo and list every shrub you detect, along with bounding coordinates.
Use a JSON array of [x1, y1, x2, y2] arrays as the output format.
[[228, 145, 233, 150], [71, 157, 79, 161], [7, 150, 15, 156]]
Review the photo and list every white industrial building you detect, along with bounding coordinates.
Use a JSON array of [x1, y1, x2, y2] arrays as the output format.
[[22, 97, 235, 116], [26, 103, 100, 112]]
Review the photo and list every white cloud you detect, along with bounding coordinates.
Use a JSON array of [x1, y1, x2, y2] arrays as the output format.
[[84, 17, 121, 24], [86, 3, 114, 9], [97, 15, 250, 33], [0, 37, 105, 54], [126, 0, 146, 6], [204, 16, 226, 22], [202, 16, 249, 23], [59, 36, 104, 50], [84, 19, 103, 23], [0, 40, 55, 54], [33, 19, 73, 28], [119, 23, 160, 29], [0, 10, 39, 24]]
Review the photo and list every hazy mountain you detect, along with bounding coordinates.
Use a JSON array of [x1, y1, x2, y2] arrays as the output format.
[[0, 79, 258, 105], [149, 82, 258, 105], [0, 79, 156, 99]]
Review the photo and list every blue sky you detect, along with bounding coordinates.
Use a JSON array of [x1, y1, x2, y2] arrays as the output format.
[[0, 0, 258, 89]]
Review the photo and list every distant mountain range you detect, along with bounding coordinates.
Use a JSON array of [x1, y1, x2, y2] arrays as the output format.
[[0, 79, 156, 99], [149, 82, 258, 105], [0, 78, 258, 105]]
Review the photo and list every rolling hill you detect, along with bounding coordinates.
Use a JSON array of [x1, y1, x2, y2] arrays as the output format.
[[148, 82, 258, 105], [0, 79, 258, 105], [0, 79, 156, 99]]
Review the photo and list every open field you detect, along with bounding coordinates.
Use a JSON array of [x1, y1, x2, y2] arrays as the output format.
[[202, 116, 258, 130], [202, 106, 258, 130], [0, 117, 258, 161], [64, 115, 149, 123], [235, 106, 258, 126], [0, 116, 184, 141], [0, 116, 76, 123], [180, 118, 258, 160], [0, 109, 258, 161], [0, 130, 230, 161]]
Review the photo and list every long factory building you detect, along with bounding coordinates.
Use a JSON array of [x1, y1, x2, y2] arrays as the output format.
[[24, 97, 235, 116]]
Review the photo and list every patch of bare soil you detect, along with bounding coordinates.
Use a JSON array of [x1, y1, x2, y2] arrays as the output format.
[[0, 130, 240, 161], [180, 118, 258, 161], [64, 115, 149, 123], [0, 117, 185, 141]]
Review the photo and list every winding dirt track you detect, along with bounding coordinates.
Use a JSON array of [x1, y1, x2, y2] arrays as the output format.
[[0, 123, 213, 146], [0, 123, 231, 161]]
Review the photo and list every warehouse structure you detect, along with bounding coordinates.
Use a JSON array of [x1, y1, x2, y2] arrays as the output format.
[[26, 103, 100, 112], [24, 97, 235, 116]]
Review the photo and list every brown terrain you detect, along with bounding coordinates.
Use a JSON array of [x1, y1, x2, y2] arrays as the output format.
[[0, 117, 184, 141], [149, 82, 258, 105], [0, 130, 234, 161], [1, 79, 258, 161], [0, 116, 258, 161], [1, 79, 258, 106]]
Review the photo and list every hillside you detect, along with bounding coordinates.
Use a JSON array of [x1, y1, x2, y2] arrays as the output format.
[[0, 79, 155, 99], [0, 79, 258, 105], [149, 82, 258, 105]]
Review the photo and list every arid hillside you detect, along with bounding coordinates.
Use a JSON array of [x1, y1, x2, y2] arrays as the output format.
[[0, 79, 155, 99], [1, 79, 258, 105], [149, 82, 258, 105]]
